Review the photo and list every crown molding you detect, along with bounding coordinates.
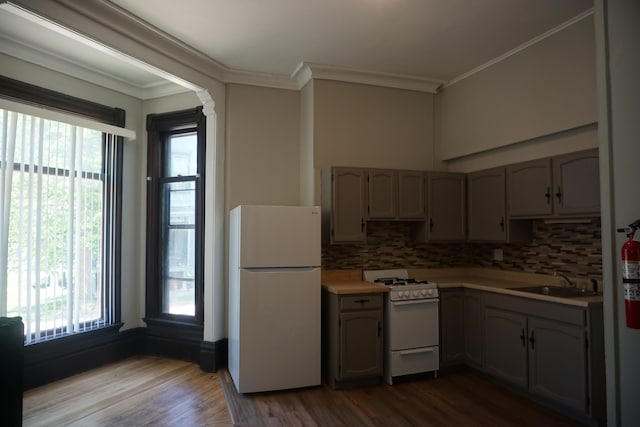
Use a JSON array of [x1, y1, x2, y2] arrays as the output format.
[[222, 68, 300, 91], [292, 62, 444, 93], [0, 32, 187, 100]]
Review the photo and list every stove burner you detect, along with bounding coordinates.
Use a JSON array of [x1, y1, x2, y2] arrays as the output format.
[[374, 277, 428, 286]]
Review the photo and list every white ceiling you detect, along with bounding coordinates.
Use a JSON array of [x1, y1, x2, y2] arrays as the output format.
[[0, 0, 593, 98]]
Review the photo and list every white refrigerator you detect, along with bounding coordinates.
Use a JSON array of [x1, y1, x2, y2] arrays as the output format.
[[228, 205, 321, 393]]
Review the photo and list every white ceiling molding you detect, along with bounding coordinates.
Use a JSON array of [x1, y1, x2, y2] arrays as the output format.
[[222, 68, 300, 91], [4, 0, 219, 92], [443, 8, 595, 88], [292, 62, 444, 94], [0, 32, 187, 100]]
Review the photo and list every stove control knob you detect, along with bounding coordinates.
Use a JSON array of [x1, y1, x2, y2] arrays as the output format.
[[403, 291, 410, 298], [427, 289, 434, 296], [412, 291, 418, 297], [421, 289, 427, 296]]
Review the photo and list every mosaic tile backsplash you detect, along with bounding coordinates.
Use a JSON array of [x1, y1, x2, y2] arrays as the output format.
[[322, 218, 602, 279]]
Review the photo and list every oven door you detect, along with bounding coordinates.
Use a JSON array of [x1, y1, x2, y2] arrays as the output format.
[[387, 298, 439, 350]]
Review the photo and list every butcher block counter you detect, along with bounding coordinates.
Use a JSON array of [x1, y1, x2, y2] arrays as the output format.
[[321, 269, 388, 295]]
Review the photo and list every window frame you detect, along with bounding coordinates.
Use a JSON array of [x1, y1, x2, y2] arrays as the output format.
[[0, 74, 124, 340], [145, 107, 205, 325]]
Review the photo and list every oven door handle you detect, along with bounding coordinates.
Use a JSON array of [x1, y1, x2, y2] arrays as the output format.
[[392, 298, 439, 306], [399, 347, 436, 356]]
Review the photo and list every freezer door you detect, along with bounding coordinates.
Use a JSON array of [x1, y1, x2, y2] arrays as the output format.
[[232, 268, 321, 393], [232, 205, 320, 268]]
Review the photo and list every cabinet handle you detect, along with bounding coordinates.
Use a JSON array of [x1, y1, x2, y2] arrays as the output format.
[[429, 218, 434, 232], [545, 187, 551, 204], [378, 320, 382, 337], [500, 217, 505, 232], [529, 331, 535, 349], [555, 187, 563, 204], [354, 298, 370, 304], [361, 218, 365, 232], [520, 328, 526, 347]]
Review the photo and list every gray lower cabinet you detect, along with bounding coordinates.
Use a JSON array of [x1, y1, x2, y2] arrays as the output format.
[[440, 288, 483, 367], [484, 306, 588, 413], [440, 288, 604, 425], [463, 290, 483, 367], [439, 289, 465, 365], [324, 292, 383, 388], [483, 308, 528, 388], [482, 293, 601, 422], [527, 317, 587, 412]]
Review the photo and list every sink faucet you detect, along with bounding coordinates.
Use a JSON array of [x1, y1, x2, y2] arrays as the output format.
[[555, 271, 575, 289]]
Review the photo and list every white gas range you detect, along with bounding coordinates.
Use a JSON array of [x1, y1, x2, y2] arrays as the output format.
[[363, 269, 439, 384]]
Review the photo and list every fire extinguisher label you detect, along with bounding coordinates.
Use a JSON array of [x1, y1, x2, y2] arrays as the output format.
[[624, 283, 640, 301], [622, 261, 640, 279]]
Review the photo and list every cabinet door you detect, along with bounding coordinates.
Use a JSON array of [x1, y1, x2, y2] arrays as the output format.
[[463, 290, 484, 367], [339, 310, 383, 380], [331, 168, 367, 243], [439, 289, 464, 365], [398, 171, 425, 219], [553, 150, 600, 215], [426, 173, 466, 241], [368, 169, 396, 219], [484, 308, 528, 388], [528, 317, 587, 413], [468, 168, 506, 241], [507, 158, 553, 217]]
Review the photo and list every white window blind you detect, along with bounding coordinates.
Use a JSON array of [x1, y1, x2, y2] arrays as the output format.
[[0, 108, 119, 343]]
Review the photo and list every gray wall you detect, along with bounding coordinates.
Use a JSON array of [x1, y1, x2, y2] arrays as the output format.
[[311, 80, 435, 204], [437, 15, 596, 163], [225, 83, 301, 209]]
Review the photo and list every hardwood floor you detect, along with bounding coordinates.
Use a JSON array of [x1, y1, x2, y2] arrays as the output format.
[[22, 355, 232, 427], [23, 355, 585, 427]]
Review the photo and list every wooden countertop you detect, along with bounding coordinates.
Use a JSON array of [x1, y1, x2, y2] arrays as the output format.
[[408, 268, 603, 308], [320, 268, 603, 306], [321, 269, 388, 295]]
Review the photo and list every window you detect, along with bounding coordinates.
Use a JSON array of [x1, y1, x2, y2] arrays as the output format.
[[0, 108, 122, 343], [146, 108, 204, 324]]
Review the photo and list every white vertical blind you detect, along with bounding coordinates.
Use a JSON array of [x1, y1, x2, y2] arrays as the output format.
[[0, 108, 118, 342]]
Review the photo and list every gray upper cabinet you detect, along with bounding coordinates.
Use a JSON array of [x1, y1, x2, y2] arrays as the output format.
[[368, 169, 424, 220], [553, 150, 600, 215], [507, 149, 599, 218], [413, 172, 466, 241], [397, 170, 425, 219], [507, 158, 553, 217], [321, 167, 367, 244], [368, 169, 396, 219], [468, 168, 507, 241]]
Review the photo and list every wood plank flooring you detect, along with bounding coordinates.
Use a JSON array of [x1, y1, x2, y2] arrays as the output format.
[[22, 355, 232, 426], [23, 355, 585, 427]]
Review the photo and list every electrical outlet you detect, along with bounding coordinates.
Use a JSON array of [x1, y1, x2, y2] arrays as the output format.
[[493, 248, 503, 261]]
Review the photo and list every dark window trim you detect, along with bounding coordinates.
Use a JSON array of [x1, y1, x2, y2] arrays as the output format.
[[0, 75, 124, 339], [0, 74, 125, 127], [146, 107, 205, 326]]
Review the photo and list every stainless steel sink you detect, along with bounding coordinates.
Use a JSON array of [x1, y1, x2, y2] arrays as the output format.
[[508, 285, 592, 298]]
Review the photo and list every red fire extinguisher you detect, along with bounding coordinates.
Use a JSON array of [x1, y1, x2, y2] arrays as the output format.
[[620, 219, 640, 329]]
